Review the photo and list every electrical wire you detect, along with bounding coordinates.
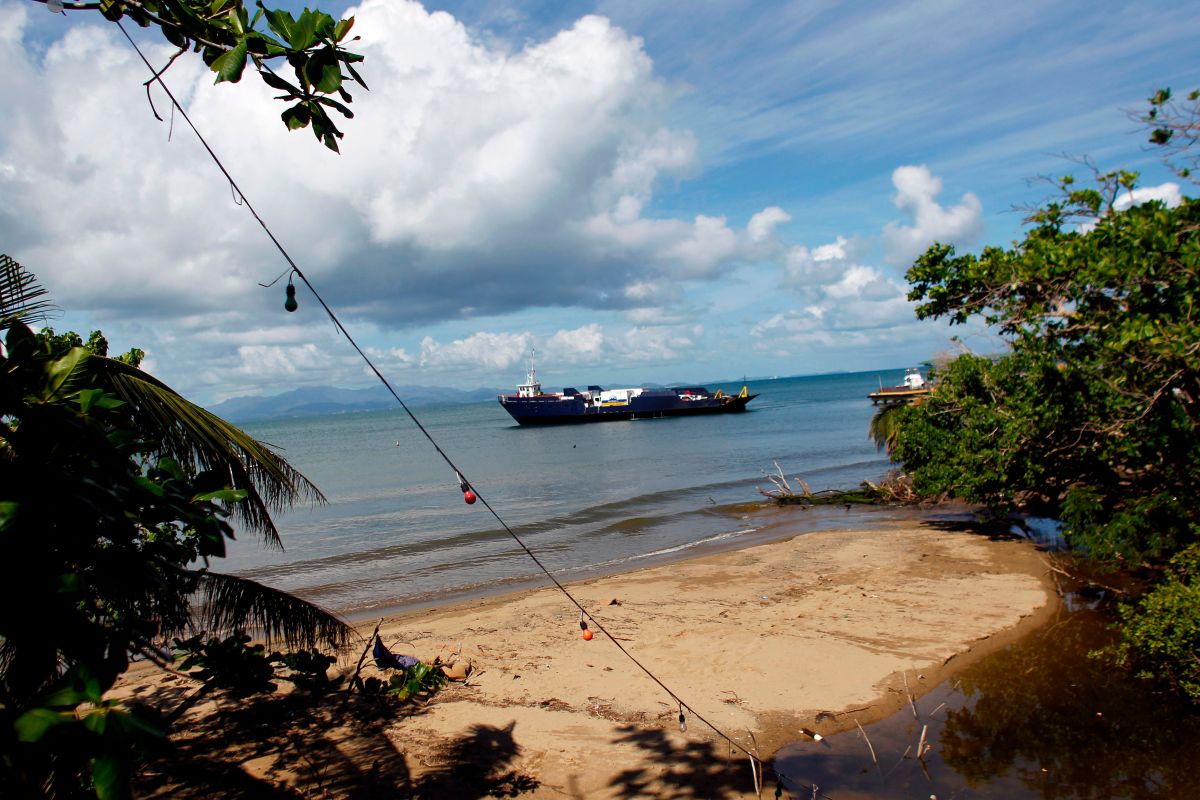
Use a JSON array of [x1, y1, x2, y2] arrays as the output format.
[[115, 21, 835, 798]]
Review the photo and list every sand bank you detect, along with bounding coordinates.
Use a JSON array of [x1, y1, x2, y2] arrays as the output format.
[[368, 516, 1051, 797], [127, 512, 1053, 798]]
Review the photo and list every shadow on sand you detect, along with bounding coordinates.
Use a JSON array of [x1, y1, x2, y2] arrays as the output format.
[[132, 685, 540, 799], [606, 724, 771, 798]]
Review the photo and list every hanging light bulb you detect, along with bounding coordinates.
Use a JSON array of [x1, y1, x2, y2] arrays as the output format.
[[284, 279, 298, 312]]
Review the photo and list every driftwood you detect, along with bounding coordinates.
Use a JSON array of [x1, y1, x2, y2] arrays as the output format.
[[854, 718, 878, 767], [758, 464, 920, 506]]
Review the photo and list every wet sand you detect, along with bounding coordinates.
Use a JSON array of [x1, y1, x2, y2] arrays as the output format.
[[364, 514, 1053, 797], [123, 510, 1055, 798]]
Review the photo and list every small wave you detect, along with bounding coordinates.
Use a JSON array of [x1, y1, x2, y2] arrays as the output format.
[[555, 527, 755, 575]]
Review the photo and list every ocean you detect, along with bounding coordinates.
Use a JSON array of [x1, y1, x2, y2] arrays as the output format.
[[226, 369, 905, 616]]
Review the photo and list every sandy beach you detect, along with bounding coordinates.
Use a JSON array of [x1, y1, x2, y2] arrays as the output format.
[[125, 511, 1054, 798]]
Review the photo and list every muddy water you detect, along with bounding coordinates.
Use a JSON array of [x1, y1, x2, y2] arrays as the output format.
[[773, 601, 1200, 799]]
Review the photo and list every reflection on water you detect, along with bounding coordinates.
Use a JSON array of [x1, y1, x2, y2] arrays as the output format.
[[774, 605, 1200, 798]]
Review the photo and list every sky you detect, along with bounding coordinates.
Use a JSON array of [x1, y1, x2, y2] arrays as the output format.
[[2, 0, 1197, 405]]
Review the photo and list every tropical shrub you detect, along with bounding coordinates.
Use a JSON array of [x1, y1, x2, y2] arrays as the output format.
[[0, 258, 350, 796], [888, 178, 1200, 699]]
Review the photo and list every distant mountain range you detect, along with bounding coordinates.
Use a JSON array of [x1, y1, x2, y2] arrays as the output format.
[[205, 371, 848, 422], [207, 384, 503, 422]]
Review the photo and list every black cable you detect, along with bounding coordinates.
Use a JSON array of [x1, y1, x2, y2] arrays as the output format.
[[116, 21, 835, 798]]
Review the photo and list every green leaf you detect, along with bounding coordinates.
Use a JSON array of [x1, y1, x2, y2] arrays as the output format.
[[224, 7, 245, 37], [79, 387, 104, 413], [194, 488, 249, 503], [155, 457, 184, 480], [0, 502, 18, 530], [91, 755, 127, 800], [281, 102, 311, 131], [99, 0, 124, 22], [260, 70, 297, 93], [43, 347, 89, 402], [304, 47, 343, 93], [135, 476, 166, 497], [211, 39, 249, 84], [344, 58, 368, 90], [82, 707, 110, 734], [333, 16, 355, 42], [15, 708, 70, 742], [262, 6, 296, 45], [316, 94, 353, 119], [244, 32, 271, 57], [162, 25, 188, 49], [289, 9, 318, 50]]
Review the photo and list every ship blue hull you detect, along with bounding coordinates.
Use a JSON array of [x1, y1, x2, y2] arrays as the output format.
[[498, 391, 756, 425]]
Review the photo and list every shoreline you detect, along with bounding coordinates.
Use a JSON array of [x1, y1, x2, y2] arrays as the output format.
[[365, 509, 1055, 797], [339, 500, 988, 622], [127, 506, 1056, 798]]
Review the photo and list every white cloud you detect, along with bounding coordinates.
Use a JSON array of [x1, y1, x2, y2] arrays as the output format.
[[882, 165, 983, 265], [751, 309, 821, 338], [0, 0, 814, 404], [582, 206, 781, 279], [419, 331, 533, 369], [746, 206, 790, 243], [1114, 181, 1183, 211], [543, 323, 605, 362], [412, 320, 703, 374], [783, 235, 859, 286], [773, 167, 981, 343], [1, 0, 778, 359], [233, 344, 334, 378], [609, 323, 700, 361], [17, 0, 1167, 400]]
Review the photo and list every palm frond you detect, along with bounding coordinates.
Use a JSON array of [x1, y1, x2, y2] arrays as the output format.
[[869, 403, 906, 454], [0, 254, 57, 326], [96, 358, 326, 548], [193, 571, 352, 652]]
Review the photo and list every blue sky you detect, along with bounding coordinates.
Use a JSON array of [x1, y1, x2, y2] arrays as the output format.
[[2, 0, 1197, 404]]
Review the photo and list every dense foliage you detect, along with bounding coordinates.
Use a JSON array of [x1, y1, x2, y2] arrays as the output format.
[[887, 182, 1200, 698], [0, 260, 352, 796], [56, 0, 366, 151], [896, 192, 1198, 554]]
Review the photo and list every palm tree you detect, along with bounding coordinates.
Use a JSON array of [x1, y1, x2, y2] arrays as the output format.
[[95, 353, 352, 653], [0, 254, 351, 706]]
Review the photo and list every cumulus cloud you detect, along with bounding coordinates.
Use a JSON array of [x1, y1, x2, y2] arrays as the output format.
[[232, 344, 334, 378], [781, 232, 908, 321], [784, 236, 860, 286], [0, 0, 799, 398], [882, 165, 983, 265], [746, 206, 790, 244], [1114, 181, 1183, 211], [412, 320, 703, 374], [767, 167, 982, 351], [544, 323, 606, 362], [419, 331, 533, 369]]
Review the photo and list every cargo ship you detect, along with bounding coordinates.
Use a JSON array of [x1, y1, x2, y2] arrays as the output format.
[[497, 362, 757, 425]]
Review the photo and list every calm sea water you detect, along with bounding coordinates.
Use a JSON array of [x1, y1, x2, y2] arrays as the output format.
[[226, 370, 904, 615]]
